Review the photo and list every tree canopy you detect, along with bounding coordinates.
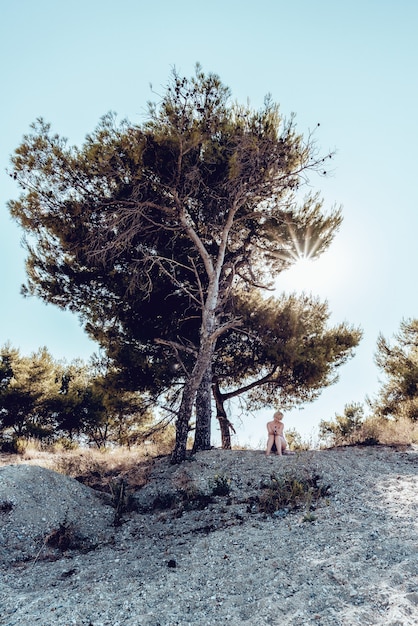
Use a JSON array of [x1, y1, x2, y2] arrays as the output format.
[[8, 65, 359, 461], [0, 345, 153, 449], [212, 290, 361, 447], [319, 402, 365, 447], [371, 319, 418, 421]]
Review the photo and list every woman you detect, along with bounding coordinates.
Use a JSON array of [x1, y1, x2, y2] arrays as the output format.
[[265, 410, 294, 456]]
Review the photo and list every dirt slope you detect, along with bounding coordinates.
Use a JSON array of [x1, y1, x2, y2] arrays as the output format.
[[0, 446, 417, 625]]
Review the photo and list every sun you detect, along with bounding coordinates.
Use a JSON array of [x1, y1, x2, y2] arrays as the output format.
[[273, 212, 347, 296], [283, 255, 320, 286], [276, 247, 341, 295], [288, 255, 317, 280]]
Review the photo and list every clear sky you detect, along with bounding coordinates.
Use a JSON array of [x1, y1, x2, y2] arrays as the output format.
[[1, 0, 417, 446]]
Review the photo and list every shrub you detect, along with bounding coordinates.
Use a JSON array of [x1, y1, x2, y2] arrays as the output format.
[[320, 405, 418, 448], [319, 403, 365, 447], [43, 520, 95, 554], [45, 521, 78, 551], [0, 500, 14, 513], [257, 470, 329, 515], [357, 415, 418, 446], [285, 428, 312, 452], [210, 473, 231, 496]]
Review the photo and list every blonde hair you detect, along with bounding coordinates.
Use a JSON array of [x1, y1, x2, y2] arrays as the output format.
[[274, 410, 284, 419]]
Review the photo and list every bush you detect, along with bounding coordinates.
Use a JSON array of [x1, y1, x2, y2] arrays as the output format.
[[319, 403, 365, 447], [357, 415, 418, 446], [210, 473, 231, 496], [285, 428, 312, 452], [320, 404, 418, 448], [257, 470, 330, 515]]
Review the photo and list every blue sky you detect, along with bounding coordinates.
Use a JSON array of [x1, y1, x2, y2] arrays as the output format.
[[1, 0, 417, 445]]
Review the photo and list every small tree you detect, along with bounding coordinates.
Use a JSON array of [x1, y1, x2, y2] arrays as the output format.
[[46, 360, 106, 444], [319, 402, 365, 447], [89, 370, 156, 448], [284, 428, 311, 452], [0, 345, 59, 442], [0, 345, 154, 448], [371, 319, 418, 421]]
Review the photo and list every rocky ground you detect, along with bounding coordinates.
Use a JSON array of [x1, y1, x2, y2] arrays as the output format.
[[0, 445, 417, 626]]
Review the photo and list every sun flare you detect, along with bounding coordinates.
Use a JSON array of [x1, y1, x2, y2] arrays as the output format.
[[277, 247, 342, 295]]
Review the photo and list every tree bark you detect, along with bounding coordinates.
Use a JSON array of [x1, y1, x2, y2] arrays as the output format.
[[212, 379, 235, 450], [170, 384, 195, 464], [171, 339, 215, 463], [171, 198, 237, 462], [192, 361, 212, 453]]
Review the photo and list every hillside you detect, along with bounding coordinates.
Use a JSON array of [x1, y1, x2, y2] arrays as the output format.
[[0, 446, 417, 625]]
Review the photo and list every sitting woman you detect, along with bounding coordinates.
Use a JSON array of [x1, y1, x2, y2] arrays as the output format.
[[265, 410, 295, 456]]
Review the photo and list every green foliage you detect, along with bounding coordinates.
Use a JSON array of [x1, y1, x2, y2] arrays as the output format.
[[371, 318, 418, 421], [0, 345, 59, 440], [215, 291, 361, 412], [0, 344, 155, 449], [319, 402, 365, 447], [142, 422, 177, 456], [284, 428, 311, 452], [320, 399, 418, 447], [8, 65, 358, 460], [257, 470, 329, 515], [209, 472, 231, 496]]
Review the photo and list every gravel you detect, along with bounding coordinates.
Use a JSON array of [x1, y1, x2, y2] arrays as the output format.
[[0, 446, 417, 625]]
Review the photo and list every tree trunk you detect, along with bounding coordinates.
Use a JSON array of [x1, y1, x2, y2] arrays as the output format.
[[170, 386, 196, 464], [193, 361, 212, 453], [171, 340, 215, 463], [171, 266, 223, 463], [212, 379, 235, 450]]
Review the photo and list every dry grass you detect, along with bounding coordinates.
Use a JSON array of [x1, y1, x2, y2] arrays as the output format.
[[1, 417, 417, 498], [354, 416, 418, 446], [0, 440, 167, 494]]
